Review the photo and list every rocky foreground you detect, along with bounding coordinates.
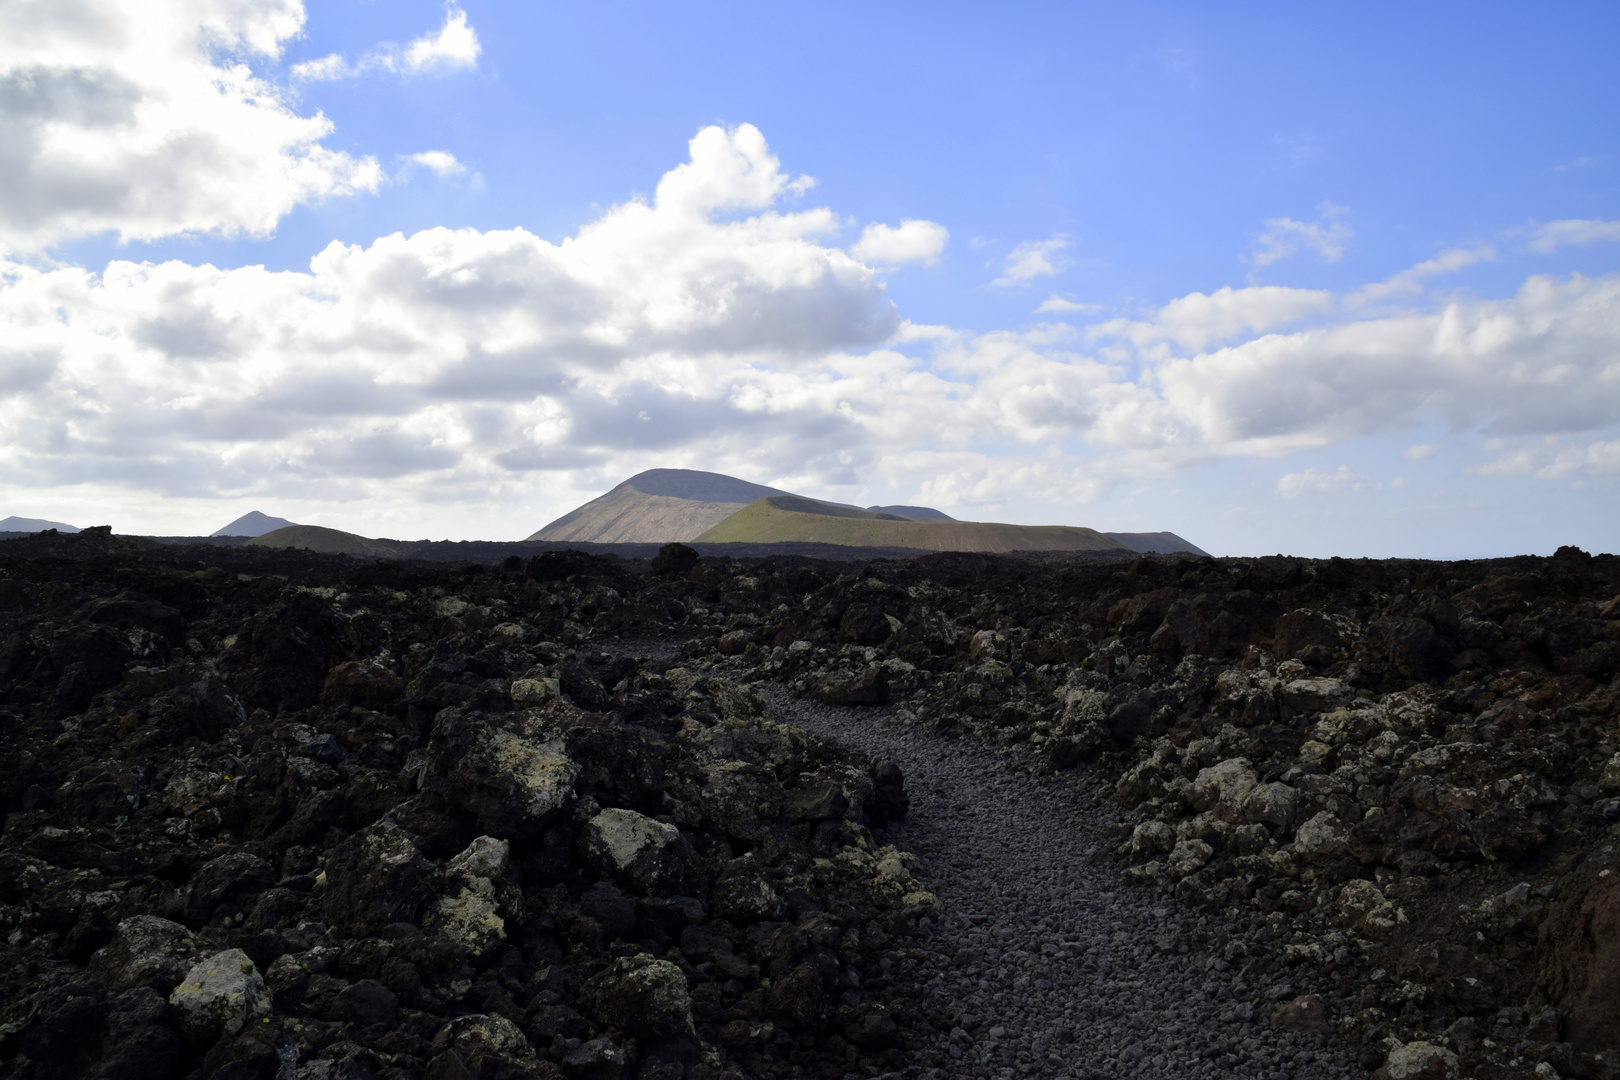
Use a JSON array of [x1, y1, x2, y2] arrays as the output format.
[[0, 529, 1616, 1080]]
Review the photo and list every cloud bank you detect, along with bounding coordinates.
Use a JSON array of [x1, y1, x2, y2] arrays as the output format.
[[4, 116, 1617, 521], [0, 0, 380, 252], [0, 3, 1614, 531]]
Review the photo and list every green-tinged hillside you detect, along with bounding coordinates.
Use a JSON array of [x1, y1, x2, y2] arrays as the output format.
[[244, 525, 402, 557], [695, 497, 1131, 552]]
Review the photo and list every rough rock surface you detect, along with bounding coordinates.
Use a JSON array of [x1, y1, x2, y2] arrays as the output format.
[[3, 529, 1620, 1080], [0, 536, 936, 1079]]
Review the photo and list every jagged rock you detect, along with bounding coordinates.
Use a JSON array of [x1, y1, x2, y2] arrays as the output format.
[[511, 677, 561, 707], [90, 915, 198, 992], [183, 851, 278, 926], [578, 953, 692, 1038], [1187, 758, 1258, 822], [1129, 820, 1176, 856], [1292, 811, 1350, 862], [431, 1012, 534, 1059], [1370, 1040, 1459, 1080], [168, 948, 270, 1045], [322, 821, 437, 936], [446, 835, 510, 880], [1239, 781, 1298, 830], [429, 712, 581, 839], [577, 807, 690, 894]]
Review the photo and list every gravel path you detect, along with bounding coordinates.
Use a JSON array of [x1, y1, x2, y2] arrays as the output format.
[[762, 687, 1366, 1080]]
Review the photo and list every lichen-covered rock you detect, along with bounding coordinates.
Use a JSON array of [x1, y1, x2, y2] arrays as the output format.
[[577, 807, 690, 894], [430, 712, 582, 840], [1238, 781, 1298, 830], [322, 821, 437, 936], [511, 676, 561, 708], [446, 834, 510, 880], [90, 915, 197, 992], [694, 761, 783, 843], [428, 875, 505, 956], [1293, 811, 1350, 862], [1371, 1040, 1459, 1080], [578, 953, 692, 1038], [1165, 839, 1212, 880], [168, 948, 270, 1045], [431, 1012, 534, 1059], [1187, 757, 1258, 822]]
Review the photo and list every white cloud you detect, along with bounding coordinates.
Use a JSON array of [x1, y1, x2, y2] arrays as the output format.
[[408, 150, 465, 176], [1036, 296, 1099, 314], [1277, 465, 1372, 498], [403, 6, 480, 73], [1529, 219, 1620, 253], [1352, 246, 1494, 304], [1089, 285, 1333, 352], [1248, 204, 1352, 268], [850, 219, 948, 265], [0, 124, 899, 510], [0, 0, 381, 253], [1475, 437, 1620, 479], [994, 235, 1071, 286], [290, 5, 480, 82], [1403, 443, 1435, 462], [289, 53, 352, 82]]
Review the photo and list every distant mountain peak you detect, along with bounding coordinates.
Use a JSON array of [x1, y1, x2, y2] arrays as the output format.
[[618, 469, 791, 503], [212, 510, 298, 537], [0, 516, 81, 534]]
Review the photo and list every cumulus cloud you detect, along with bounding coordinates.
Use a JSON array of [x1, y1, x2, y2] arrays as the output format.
[[1404, 443, 1436, 462], [291, 5, 480, 82], [994, 235, 1071, 285], [407, 150, 465, 176], [1529, 219, 1620, 253], [1089, 285, 1333, 351], [1248, 204, 1352, 268], [1277, 465, 1372, 497], [404, 6, 481, 72], [0, 0, 381, 253], [0, 124, 900, 508], [850, 219, 948, 265]]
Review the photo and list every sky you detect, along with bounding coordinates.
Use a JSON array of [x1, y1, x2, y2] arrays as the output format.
[[1, 0, 1617, 557]]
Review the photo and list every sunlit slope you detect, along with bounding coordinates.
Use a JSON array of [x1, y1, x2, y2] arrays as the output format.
[[695, 497, 1132, 552], [528, 468, 791, 543], [245, 525, 402, 557]]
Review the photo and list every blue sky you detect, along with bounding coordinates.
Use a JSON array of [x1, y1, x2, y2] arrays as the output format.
[[3, 1, 1618, 555]]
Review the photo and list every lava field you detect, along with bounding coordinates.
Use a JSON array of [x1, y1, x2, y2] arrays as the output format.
[[0, 527, 1617, 1080]]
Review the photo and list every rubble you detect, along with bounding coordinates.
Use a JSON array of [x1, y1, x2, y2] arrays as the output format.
[[0, 537, 931, 1079]]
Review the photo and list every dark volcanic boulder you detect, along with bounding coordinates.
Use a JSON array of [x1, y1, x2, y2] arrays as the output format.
[[579, 954, 692, 1038], [183, 852, 277, 926], [90, 915, 199, 993], [426, 710, 581, 840], [322, 822, 437, 936], [812, 666, 890, 706]]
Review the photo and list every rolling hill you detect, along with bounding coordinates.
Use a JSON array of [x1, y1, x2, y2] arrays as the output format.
[[213, 510, 298, 537], [694, 496, 1131, 553], [244, 525, 402, 557]]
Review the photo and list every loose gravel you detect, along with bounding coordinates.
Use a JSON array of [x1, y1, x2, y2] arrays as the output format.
[[763, 687, 1368, 1080]]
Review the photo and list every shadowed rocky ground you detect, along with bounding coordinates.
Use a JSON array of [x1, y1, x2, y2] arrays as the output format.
[[0, 530, 1617, 1080]]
